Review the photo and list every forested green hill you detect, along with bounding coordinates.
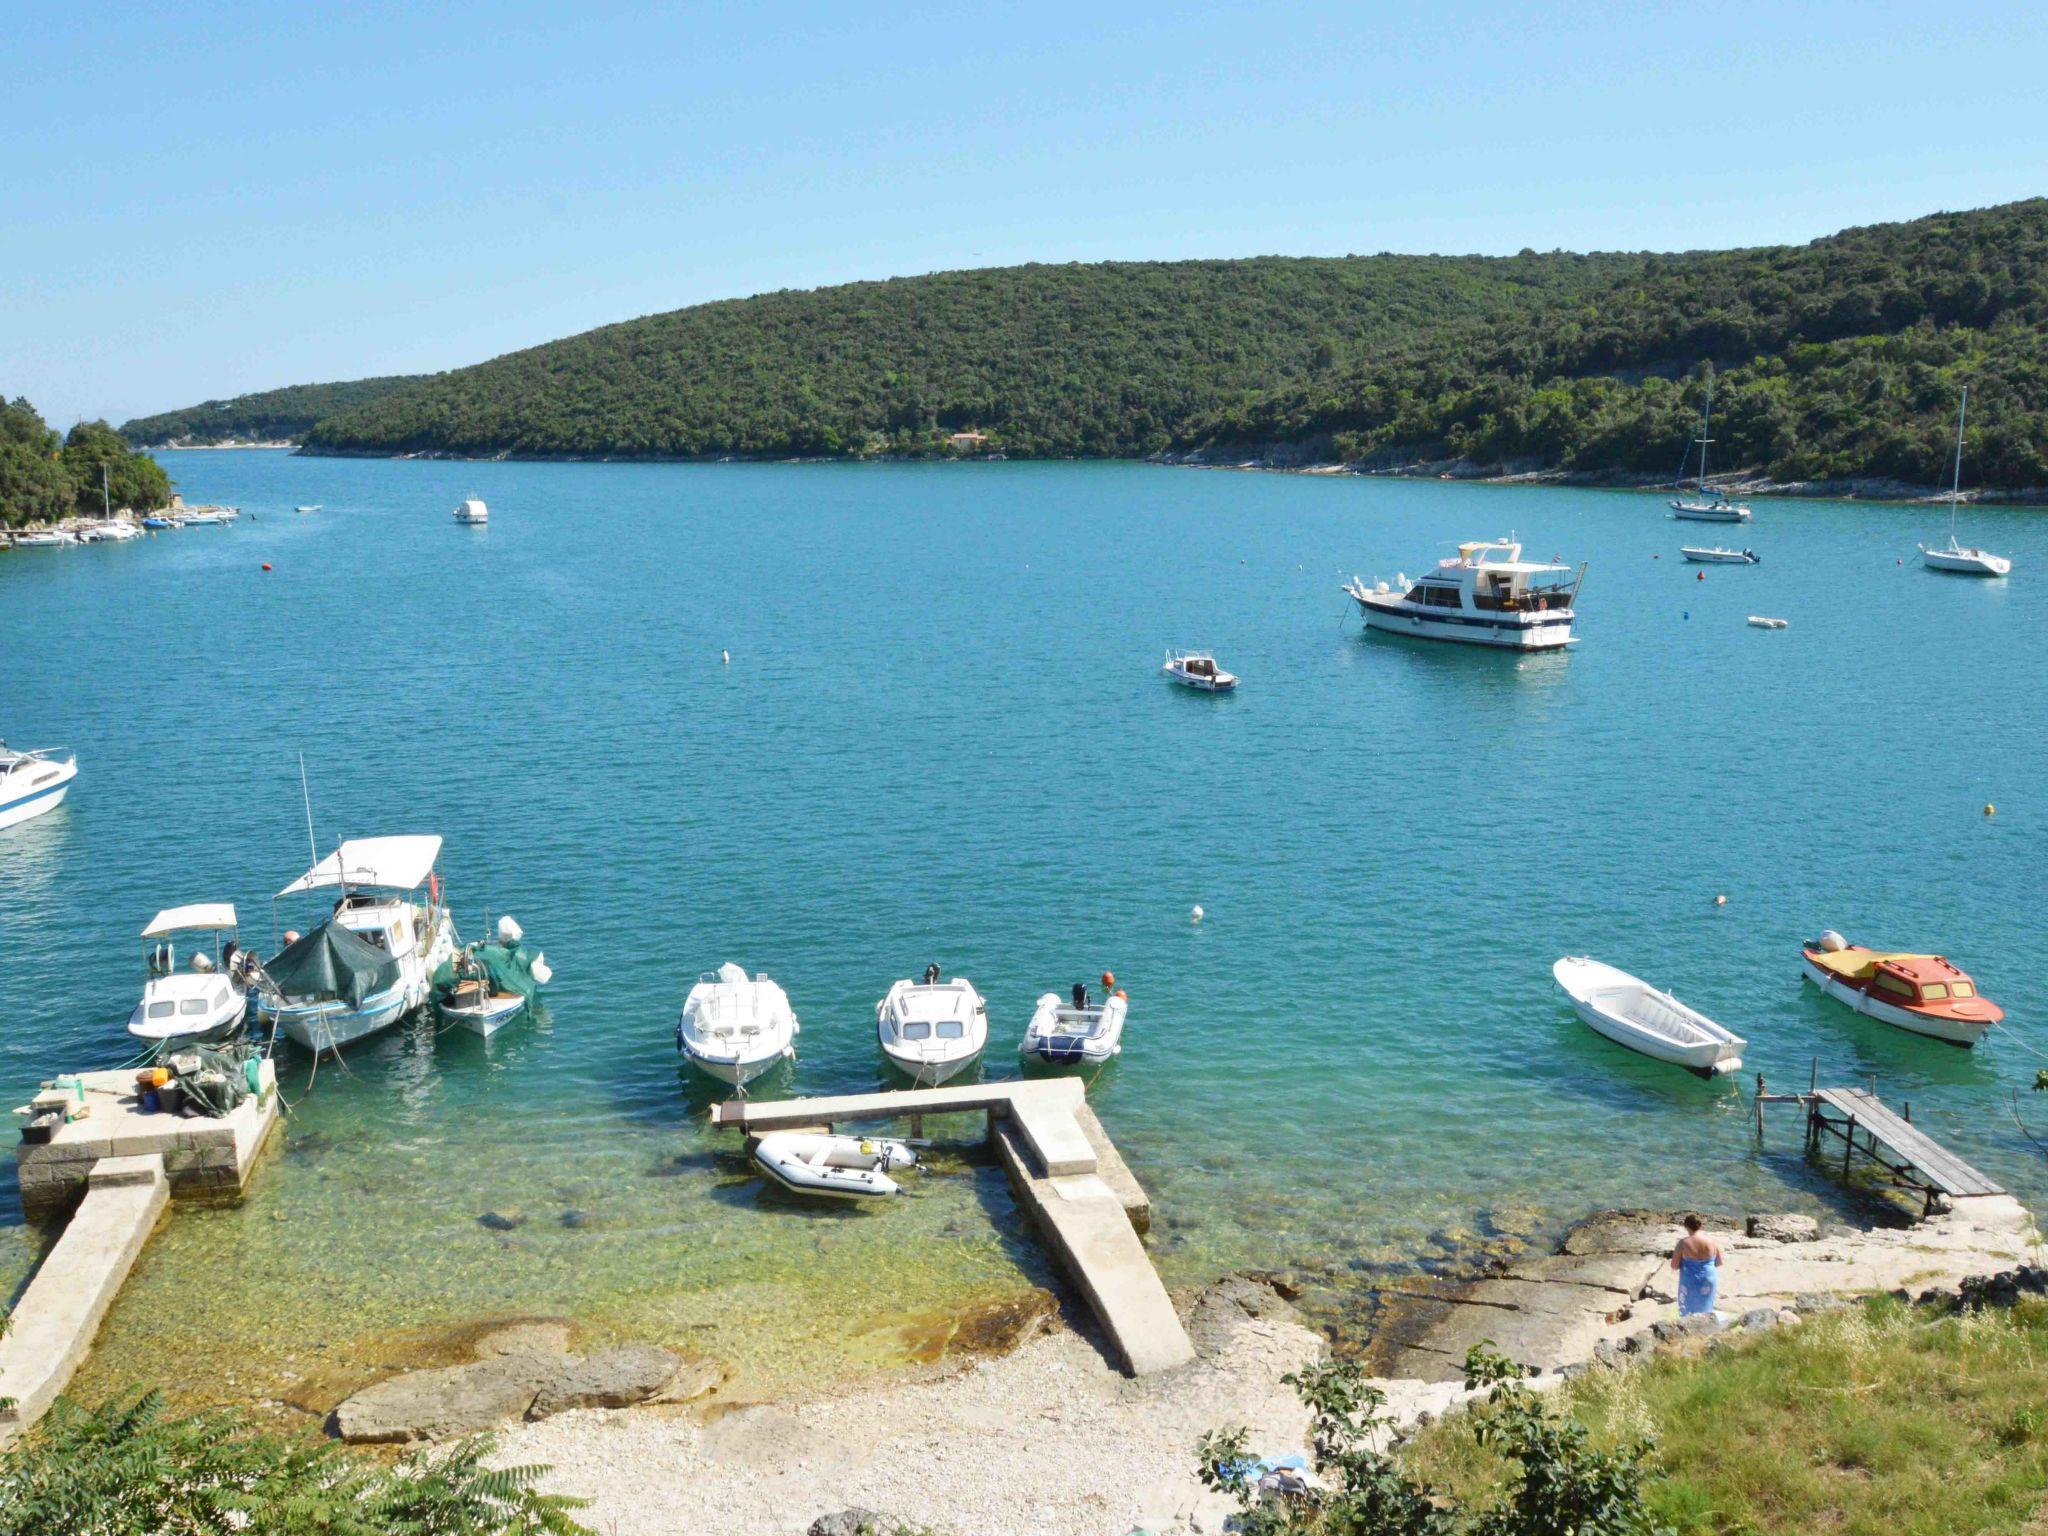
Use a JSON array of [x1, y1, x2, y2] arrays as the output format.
[[3, 397, 170, 527], [121, 375, 427, 447], [1189, 199, 2048, 487], [299, 254, 1647, 458]]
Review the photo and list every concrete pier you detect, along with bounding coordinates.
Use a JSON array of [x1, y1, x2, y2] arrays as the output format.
[[14, 1067, 278, 1217], [0, 1154, 169, 1442], [713, 1080, 1192, 1375]]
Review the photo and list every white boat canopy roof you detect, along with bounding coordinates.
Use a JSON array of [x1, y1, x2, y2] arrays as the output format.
[[142, 902, 238, 936], [278, 835, 443, 896]]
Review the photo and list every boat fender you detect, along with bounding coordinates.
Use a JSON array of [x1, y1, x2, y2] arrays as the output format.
[[497, 914, 524, 944], [1818, 929, 1848, 953], [531, 954, 552, 986], [1114, 987, 1128, 1000]]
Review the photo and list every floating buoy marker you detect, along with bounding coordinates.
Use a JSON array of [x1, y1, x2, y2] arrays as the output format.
[[261, 562, 272, 571], [1714, 894, 1728, 907], [721, 649, 730, 664], [1984, 803, 1995, 817], [1697, 571, 1705, 581], [1190, 904, 1205, 923]]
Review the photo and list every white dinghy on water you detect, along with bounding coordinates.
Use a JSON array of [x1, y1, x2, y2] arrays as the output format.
[[877, 965, 988, 1084], [1020, 982, 1128, 1067], [676, 963, 799, 1085], [1552, 957, 1746, 1076], [752, 1131, 917, 1200]]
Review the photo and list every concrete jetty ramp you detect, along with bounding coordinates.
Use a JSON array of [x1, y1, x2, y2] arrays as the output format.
[[0, 1154, 169, 1442], [713, 1081, 1192, 1375]]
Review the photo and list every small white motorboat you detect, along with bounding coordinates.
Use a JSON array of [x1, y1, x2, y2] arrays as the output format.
[[1162, 650, 1238, 690], [1681, 546, 1758, 564], [128, 904, 254, 1045], [1020, 983, 1127, 1066], [10, 529, 76, 548], [752, 1131, 916, 1200], [295, 504, 321, 514], [435, 914, 550, 1037], [877, 967, 988, 1084], [1552, 957, 1746, 1076], [677, 962, 799, 1085], [0, 742, 78, 830], [453, 497, 489, 525], [1746, 615, 1788, 629]]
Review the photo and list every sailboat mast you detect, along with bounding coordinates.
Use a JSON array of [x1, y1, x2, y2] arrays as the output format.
[[1696, 381, 1714, 492], [1949, 387, 1967, 540], [101, 463, 111, 521]]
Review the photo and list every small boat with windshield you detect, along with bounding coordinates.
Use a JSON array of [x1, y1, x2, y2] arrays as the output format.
[[0, 742, 78, 830], [453, 497, 489, 525], [1681, 546, 1758, 564], [1801, 930, 2002, 1047], [128, 904, 256, 1047], [1552, 957, 1745, 1076], [1345, 538, 1583, 649], [257, 835, 458, 1052], [1020, 981, 1128, 1066], [877, 965, 988, 1084], [677, 963, 800, 1085], [1162, 650, 1237, 691]]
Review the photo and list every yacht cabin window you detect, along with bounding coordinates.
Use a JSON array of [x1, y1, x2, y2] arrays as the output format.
[[1873, 973, 1916, 999], [180, 998, 210, 1015], [902, 1021, 931, 1040], [1919, 982, 1950, 1000], [937, 1020, 965, 1039]]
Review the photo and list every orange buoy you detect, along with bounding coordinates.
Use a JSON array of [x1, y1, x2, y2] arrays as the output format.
[[261, 562, 272, 571], [1696, 571, 1705, 581], [1101, 970, 1115, 990], [1114, 987, 1127, 1000]]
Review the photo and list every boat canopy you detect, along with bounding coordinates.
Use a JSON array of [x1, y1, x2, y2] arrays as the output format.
[[278, 835, 443, 896], [143, 903, 238, 937], [264, 919, 401, 1007]]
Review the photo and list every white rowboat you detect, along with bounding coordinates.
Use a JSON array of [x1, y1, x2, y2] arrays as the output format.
[[1552, 956, 1745, 1076]]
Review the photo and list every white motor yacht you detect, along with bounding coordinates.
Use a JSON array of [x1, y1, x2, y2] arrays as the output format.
[[128, 904, 253, 1046], [257, 835, 458, 1052], [453, 497, 489, 524], [0, 743, 78, 830], [677, 962, 800, 1085], [1345, 538, 1583, 649], [1681, 546, 1758, 564], [877, 967, 988, 1084], [1020, 983, 1127, 1067], [1920, 390, 2011, 576]]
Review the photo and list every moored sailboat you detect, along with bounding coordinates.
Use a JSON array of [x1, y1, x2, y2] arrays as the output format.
[[1919, 389, 2011, 576]]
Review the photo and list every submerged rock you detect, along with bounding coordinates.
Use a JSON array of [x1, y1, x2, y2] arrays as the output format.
[[478, 1209, 527, 1232], [471, 1320, 575, 1358]]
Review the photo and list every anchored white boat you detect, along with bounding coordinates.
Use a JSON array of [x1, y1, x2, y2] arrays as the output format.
[[435, 915, 551, 1037], [9, 529, 76, 548], [752, 1131, 916, 1200], [0, 743, 77, 830], [129, 904, 253, 1045], [677, 963, 800, 1085], [1801, 930, 2002, 1047], [1552, 957, 1745, 1076], [1020, 984, 1127, 1066], [453, 497, 489, 525], [1682, 546, 1758, 565], [1345, 538, 1583, 649], [1920, 390, 2011, 576], [1162, 650, 1237, 690], [258, 835, 458, 1052], [877, 968, 988, 1084], [1747, 615, 1788, 629], [1669, 383, 1752, 522], [295, 504, 321, 514]]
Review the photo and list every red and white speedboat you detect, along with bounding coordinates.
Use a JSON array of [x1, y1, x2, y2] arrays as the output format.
[[1801, 931, 2003, 1047]]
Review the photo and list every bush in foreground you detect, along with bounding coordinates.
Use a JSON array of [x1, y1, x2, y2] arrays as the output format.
[[0, 1391, 589, 1536]]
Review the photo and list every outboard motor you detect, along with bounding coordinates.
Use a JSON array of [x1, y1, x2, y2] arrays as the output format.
[[1071, 981, 1089, 1010], [923, 962, 941, 986]]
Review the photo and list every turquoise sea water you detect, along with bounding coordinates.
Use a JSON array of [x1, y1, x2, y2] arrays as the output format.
[[3, 452, 2044, 1412]]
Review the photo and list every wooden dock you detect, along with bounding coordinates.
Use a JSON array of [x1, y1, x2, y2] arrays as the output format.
[[1757, 1069, 2006, 1215], [712, 1080, 1192, 1375]]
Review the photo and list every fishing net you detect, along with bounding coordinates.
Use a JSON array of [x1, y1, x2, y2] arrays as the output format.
[[431, 940, 543, 1006]]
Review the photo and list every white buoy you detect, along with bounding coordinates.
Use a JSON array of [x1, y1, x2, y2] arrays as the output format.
[[530, 954, 553, 986], [722, 649, 730, 664], [1714, 894, 1727, 907], [1190, 904, 1205, 923]]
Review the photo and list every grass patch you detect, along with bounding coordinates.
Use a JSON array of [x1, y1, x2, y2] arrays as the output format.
[[1402, 1296, 2048, 1536]]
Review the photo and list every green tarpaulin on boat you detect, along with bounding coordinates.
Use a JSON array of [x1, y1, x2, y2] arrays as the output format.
[[432, 940, 543, 1004], [263, 919, 401, 1008]]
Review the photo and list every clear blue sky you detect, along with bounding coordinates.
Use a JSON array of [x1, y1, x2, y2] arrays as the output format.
[[5, 0, 2043, 427]]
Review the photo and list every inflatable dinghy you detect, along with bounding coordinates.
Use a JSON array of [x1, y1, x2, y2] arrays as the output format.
[[752, 1131, 917, 1200]]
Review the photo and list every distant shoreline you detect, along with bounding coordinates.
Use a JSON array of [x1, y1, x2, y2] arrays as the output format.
[[275, 442, 2048, 509]]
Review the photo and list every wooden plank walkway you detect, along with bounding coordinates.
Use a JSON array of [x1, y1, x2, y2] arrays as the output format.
[[711, 1081, 1191, 1375], [1808, 1087, 2005, 1211]]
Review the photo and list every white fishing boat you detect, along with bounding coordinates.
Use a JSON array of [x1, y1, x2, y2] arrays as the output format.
[[877, 967, 988, 1084], [1162, 650, 1237, 690], [1669, 382, 1752, 522], [1681, 546, 1758, 564], [1920, 390, 2011, 576], [435, 916, 551, 1037], [676, 962, 800, 1085], [128, 904, 254, 1045], [10, 529, 76, 548], [752, 1131, 916, 1200], [181, 509, 229, 526], [453, 497, 489, 525], [1345, 538, 1583, 649], [1552, 957, 1745, 1076], [258, 835, 458, 1052], [1747, 615, 1788, 629], [0, 743, 78, 830], [1020, 983, 1127, 1066]]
